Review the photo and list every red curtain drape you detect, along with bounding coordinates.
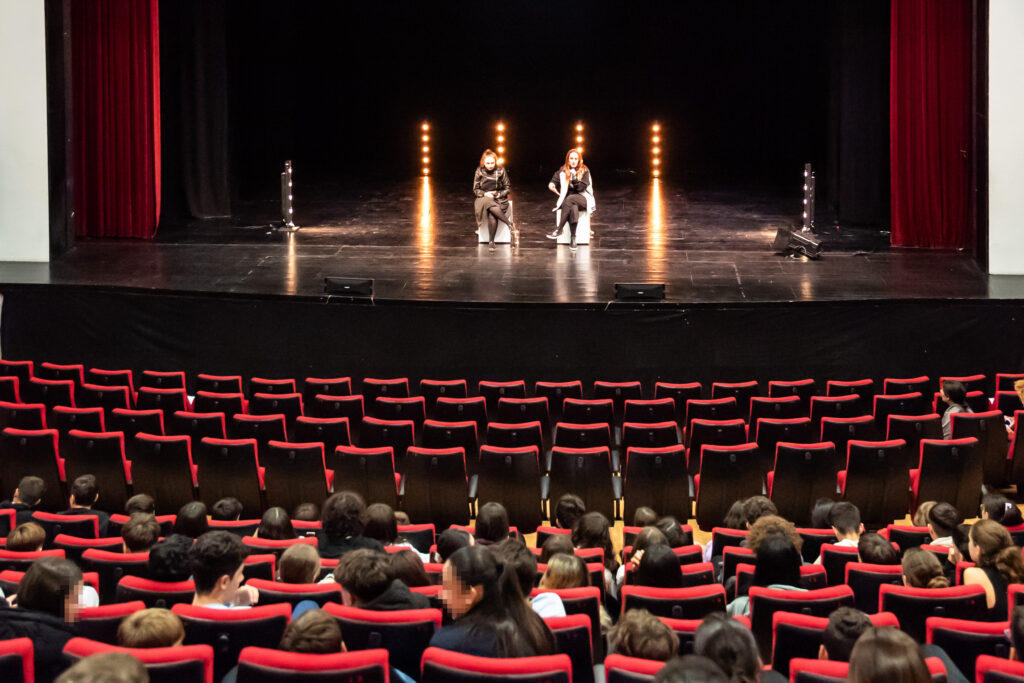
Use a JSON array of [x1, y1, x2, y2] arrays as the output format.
[[890, 0, 971, 249], [72, 0, 161, 238]]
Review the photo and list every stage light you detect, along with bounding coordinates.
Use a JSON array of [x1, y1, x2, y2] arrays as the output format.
[[495, 122, 508, 167], [576, 123, 583, 132], [652, 123, 660, 132], [421, 123, 430, 131], [423, 167, 429, 175], [653, 169, 660, 177], [422, 157, 429, 164], [497, 158, 504, 165], [497, 135, 504, 143], [650, 122, 662, 178], [801, 163, 816, 232], [652, 147, 660, 155], [420, 122, 431, 176], [653, 136, 660, 143], [497, 123, 505, 131], [653, 158, 660, 165], [497, 146, 504, 153]]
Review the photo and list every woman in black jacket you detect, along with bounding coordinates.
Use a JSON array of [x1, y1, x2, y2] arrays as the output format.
[[0, 557, 83, 682], [473, 149, 514, 251]]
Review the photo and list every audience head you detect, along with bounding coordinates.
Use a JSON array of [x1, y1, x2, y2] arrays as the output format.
[[654, 655, 730, 683], [279, 608, 343, 654], [321, 491, 366, 540], [655, 516, 689, 548], [6, 522, 45, 552], [19, 556, 83, 622], [981, 494, 1024, 527], [334, 548, 392, 606], [539, 553, 589, 590], [693, 612, 762, 682], [394, 510, 411, 525], [55, 652, 149, 683], [1011, 605, 1024, 659], [171, 501, 209, 539], [554, 493, 586, 530], [636, 543, 684, 588], [539, 533, 575, 564], [913, 500, 937, 527], [901, 547, 950, 588], [476, 502, 510, 544], [847, 626, 929, 683], [752, 534, 801, 588], [722, 500, 747, 530], [610, 608, 680, 661], [188, 530, 249, 600], [631, 526, 670, 560], [14, 475, 45, 507], [363, 503, 399, 544], [211, 497, 243, 521], [927, 502, 961, 539], [811, 498, 837, 529], [953, 523, 972, 563], [147, 534, 193, 582], [389, 548, 431, 587], [116, 608, 185, 648], [572, 511, 616, 571], [489, 538, 538, 598], [829, 502, 862, 538], [292, 502, 320, 522], [741, 496, 777, 527], [278, 543, 321, 584], [125, 493, 156, 516], [941, 379, 968, 407], [633, 506, 658, 527], [122, 513, 161, 553], [434, 527, 473, 563], [747, 515, 802, 555], [858, 532, 899, 565], [256, 507, 295, 541], [970, 519, 1024, 582], [821, 607, 872, 661], [69, 474, 99, 508]]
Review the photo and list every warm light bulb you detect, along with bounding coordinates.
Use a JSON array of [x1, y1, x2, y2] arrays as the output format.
[[653, 169, 660, 177], [497, 146, 504, 153], [421, 135, 428, 141], [422, 156, 429, 163], [576, 135, 583, 142], [497, 158, 504, 165], [652, 124, 660, 132], [576, 124, 583, 131], [423, 168, 430, 175], [497, 123, 505, 131], [653, 158, 660, 165], [576, 146, 584, 153], [497, 135, 504, 142], [421, 123, 429, 131], [422, 146, 429, 152], [653, 136, 660, 143], [652, 147, 660, 154]]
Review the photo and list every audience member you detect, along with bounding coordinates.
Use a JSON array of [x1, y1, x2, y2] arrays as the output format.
[[635, 543, 685, 589], [147, 534, 193, 582], [811, 498, 836, 529], [124, 493, 156, 516], [539, 553, 589, 590], [278, 543, 321, 584], [318, 491, 383, 559], [189, 530, 259, 608], [211, 497, 243, 521], [292, 502, 320, 522], [55, 652, 149, 683], [280, 607, 342, 652], [0, 475, 46, 525], [171, 502, 209, 539], [433, 528, 473, 563], [619, 526, 670, 586], [962, 519, 1024, 619], [820, 607, 872, 661], [927, 502, 961, 547], [572, 511, 619, 594], [255, 507, 295, 540], [814, 502, 862, 563], [901, 547, 950, 589], [5, 521, 45, 552], [727, 535, 804, 617], [334, 548, 429, 610], [57, 475, 110, 536], [490, 538, 565, 618], [656, 516, 689, 548], [553, 494, 586, 530], [633, 506, 658, 527], [940, 380, 972, 440], [847, 626, 930, 683], [722, 501, 747, 530], [538, 533, 575, 563], [475, 502, 510, 545], [116, 608, 185, 648], [363, 503, 402, 545], [122, 514, 161, 553], [429, 544, 555, 657], [694, 612, 785, 683], [1011, 605, 1024, 659], [746, 515, 802, 555], [913, 500, 937, 527], [741, 496, 777, 528], [981, 494, 1024, 527], [949, 523, 972, 564], [609, 608, 679, 661], [389, 549, 432, 588], [858, 531, 900, 565], [654, 655, 729, 683]]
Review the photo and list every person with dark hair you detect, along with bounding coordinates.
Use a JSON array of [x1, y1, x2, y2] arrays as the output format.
[[122, 513, 161, 553], [57, 474, 110, 536], [0, 475, 46, 525], [364, 503, 426, 560], [727, 535, 805, 617], [633, 506, 658, 527], [56, 652, 150, 683], [389, 549, 432, 588], [901, 547, 951, 589], [278, 544, 321, 584], [1011, 605, 1024, 659], [0, 556, 83, 683], [811, 498, 836, 529], [473, 149, 515, 251], [433, 527, 473, 563], [430, 545, 555, 657], [858, 531, 900, 565], [6, 521, 45, 551], [609, 608, 680, 661], [963, 519, 1024, 619], [188, 530, 258, 608], [148, 534, 194, 582], [635, 543, 685, 589], [848, 626, 930, 683], [490, 538, 565, 618], [333, 548, 428, 610], [694, 612, 784, 683], [928, 502, 961, 547], [475, 502, 510, 545], [554, 493, 586, 530], [211, 497, 243, 521], [722, 501, 748, 530], [654, 655, 730, 683], [820, 607, 872, 661], [940, 380, 972, 440], [255, 507, 295, 540], [741, 496, 778, 528], [572, 511, 619, 595], [125, 493, 156, 516], [539, 533, 575, 564], [619, 526, 670, 587], [981, 494, 1024, 527], [293, 502, 320, 522], [318, 491, 383, 559], [814, 501, 862, 564], [171, 501, 209, 539], [655, 516, 689, 549]]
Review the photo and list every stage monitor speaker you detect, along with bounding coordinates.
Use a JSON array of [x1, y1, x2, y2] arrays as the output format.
[[614, 283, 666, 301], [324, 277, 374, 298], [772, 228, 822, 260]]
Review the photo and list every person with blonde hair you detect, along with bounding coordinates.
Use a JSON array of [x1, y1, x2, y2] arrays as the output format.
[[901, 547, 950, 589], [539, 553, 589, 590], [963, 519, 1024, 619], [5, 522, 45, 551], [278, 543, 321, 584], [913, 500, 937, 527], [116, 608, 185, 648]]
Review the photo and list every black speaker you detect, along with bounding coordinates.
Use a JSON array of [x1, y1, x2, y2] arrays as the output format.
[[772, 228, 822, 259], [324, 277, 374, 298], [614, 283, 666, 301]]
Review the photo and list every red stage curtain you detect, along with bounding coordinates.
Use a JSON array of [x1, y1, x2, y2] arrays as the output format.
[[72, 0, 161, 238], [890, 0, 971, 249]]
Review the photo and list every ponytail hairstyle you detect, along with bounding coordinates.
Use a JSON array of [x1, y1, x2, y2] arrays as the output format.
[[981, 494, 1024, 527], [971, 519, 1024, 583], [693, 613, 761, 683], [901, 547, 950, 589], [446, 545, 555, 657]]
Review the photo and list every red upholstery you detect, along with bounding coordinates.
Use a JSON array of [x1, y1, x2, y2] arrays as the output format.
[[420, 647, 572, 683], [770, 611, 900, 677], [790, 656, 946, 682], [0, 637, 32, 683], [976, 654, 1024, 682], [196, 374, 243, 394], [604, 654, 665, 681], [926, 616, 1011, 680], [172, 603, 292, 682], [139, 370, 186, 390], [250, 377, 297, 395], [620, 584, 727, 620], [324, 603, 442, 677], [245, 578, 343, 607], [879, 584, 988, 641], [237, 647, 390, 680], [749, 585, 854, 660], [76, 601, 148, 645], [116, 575, 196, 607], [31, 510, 99, 539], [63, 637, 215, 683], [845, 562, 904, 614]]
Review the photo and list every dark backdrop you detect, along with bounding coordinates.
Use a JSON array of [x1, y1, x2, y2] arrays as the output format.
[[160, 0, 890, 228]]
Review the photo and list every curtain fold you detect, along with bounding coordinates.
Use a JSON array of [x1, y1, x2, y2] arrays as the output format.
[[890, 0, 972, 249], [72, 0, 161, 238]]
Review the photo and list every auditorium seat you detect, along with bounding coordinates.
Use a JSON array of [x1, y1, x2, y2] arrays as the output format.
[[192, 391, 245, 418], [839, 439, 910, 528], [131, 433, 198, 514], [748, 585, 854, 660], [593, 380, 643, 424], [328, 445, 399, 509], [553, 422, 612, 455], [242, 535, 317, 557], [396, 523, 435, 554], [998, 391, 1022, 418], [294, 415, 351, 454], [433, 397, 488, 441], [486, 420, 545, 457], [749, 395, 803, 428], [245, 578, 343, 608], [0, 508, 15, 537], [243, 553, 277, 582], [475, 445, 544, 531], [64, 637, 215, 683], [770, 611, 899, 678], [926, 616, 1010, 680], [362, 378, 411, 412], [421, 647, 572, 683], [808, 394, 864, 432], [562, 398, 614, 428], [622, 397, 677, 426], [237, 647, 390, 682], [361, 416, 416, 471], [531, 381, 582, 422], [116, 576, 195, 608], [544, 614, 595, 683], [0, 549, 65, 573], [81, 548, 151, 602], [196, 437, 263, 515], [883, 376, 931, 396], [136, 386, 190, 423], [953, 410, 1011, 488], [0, 427, 66, 510], [402, 446, 470, 529], [845, 562, 903, 613], [77, 383, 131, 413], [261, 440, 330, 513], [419, 379, 468, 416], [886, 524, 933, 553], [497, 397, 551, 447], [887, 412, 943, 460], [52, 406, 105, 457], [109, 407, 164, 442], [38, 362, 85, 391], [720, 545, 755, 584], [531, 586, 603, 658], [75, 601, 148, 645], [767, 378, 816, 412], [230, 413, 287, 455], [0, 401, 46, 431], [195, 374, 243, 394], [819, 543, 860, 586], [109, 513, 175, 538], [621, 421, 678, 456], [709, 527, 748, 560], [910, 437, 981, 515], [0, 360, 33, 386], [311, 394, 364, 443], [976, 654, 1024, 683], [654, 382, 703, 424], [873, 392, 929, 430], [168, 410, 226, 443], [621, 444, 690, 524], [753, 417, 813, 475], [879, 584, 987, 641], [375, 396, 426, 432], [52, 534, 123, 562], [173, 603, 291, 682], [820, 414, 880, 460], [86, 369, 134, 395], [30, 510, 99, 545], [686, 418, 747, 475], [767, 442, 839, 527], [548, 446, 618, 520], [683, 398, 740, 440], [421, 420, 480, 476], [733, 564, 827, 599], [63, 429, 131, 513], [302, 377, 353, 408], [139, 370, 187, 390], [249, 392, 304, 435], [249, 377, 296, 397], [711, 381, 760, 418], [621, 584, 727, 620], [604, 654, 664, 683], [0, 376, 19, 404], [325, 603, 442, 679], [694, 443, 761, 530], [0, 637, 32, 683]]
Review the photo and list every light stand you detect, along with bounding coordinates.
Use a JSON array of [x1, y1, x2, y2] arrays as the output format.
[[802, 163, 816, 233], [279, 160, 299, 232]]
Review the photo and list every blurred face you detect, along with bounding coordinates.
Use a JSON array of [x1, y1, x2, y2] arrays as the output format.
[[440, 561, 479, 619], [64, 580, 83, 623], [483, 155, 496, 171], [568, 152, 580, 168]]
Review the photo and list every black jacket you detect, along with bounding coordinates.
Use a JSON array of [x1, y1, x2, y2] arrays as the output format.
[[473, 167, 510, 201], [0, 502, 36, 527], [361, 579, 430, 611], [316, 532, 384, 560], [56, 508, 110, 537], [0, 605, 76, 683]]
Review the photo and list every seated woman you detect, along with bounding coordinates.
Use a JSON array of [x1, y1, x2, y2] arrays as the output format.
[[634, 543, 684, 589], [547, 148, 595, 251], [940, 379, 973, 440], [609, 608, 680, 662], [617, 526, 669, 588], [726, 534, 805, 617], [572, 511, 620, 598], [472, 150, 514, 251], [255, 507, 295, 540], [962, 519, 1024, 620], [900, 547, 950, 589], [848, 626, 930, 683]]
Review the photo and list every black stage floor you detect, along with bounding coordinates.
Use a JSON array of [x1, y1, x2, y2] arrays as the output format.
[[0, 181, 1019, 306]]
